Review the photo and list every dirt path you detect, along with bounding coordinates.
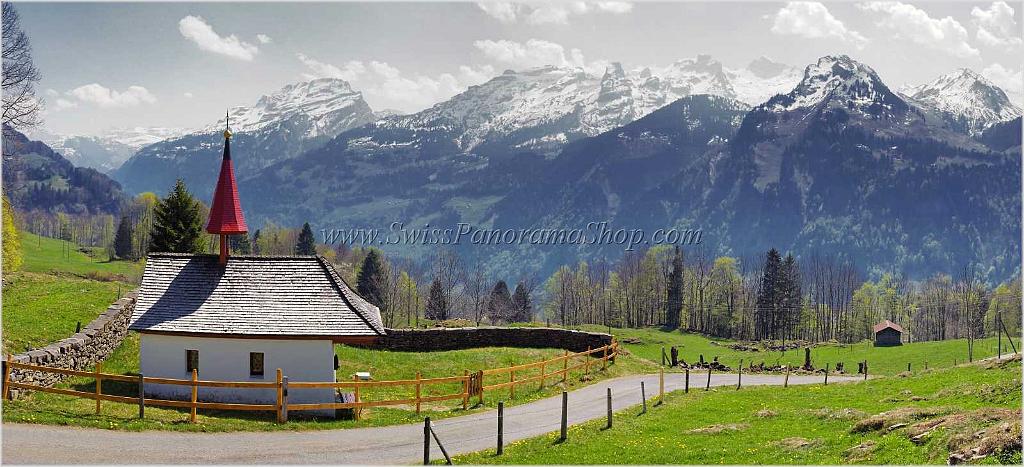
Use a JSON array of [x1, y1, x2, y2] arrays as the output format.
[[1, 371, 862, 464]]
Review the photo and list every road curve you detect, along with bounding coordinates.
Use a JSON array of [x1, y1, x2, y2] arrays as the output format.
[[2, 372, 861, 464]]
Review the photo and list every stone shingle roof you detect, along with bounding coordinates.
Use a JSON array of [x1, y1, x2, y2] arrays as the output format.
[[129, 253, 384, 338]]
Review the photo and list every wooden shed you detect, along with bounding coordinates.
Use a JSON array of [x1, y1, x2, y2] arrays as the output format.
[[873, 320, 904, 346]]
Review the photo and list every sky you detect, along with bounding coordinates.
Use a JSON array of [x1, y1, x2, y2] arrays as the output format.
[[14, 1, 1024, 135]]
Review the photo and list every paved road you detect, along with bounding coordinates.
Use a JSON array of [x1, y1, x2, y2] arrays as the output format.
[[2, 372, 860, 464]]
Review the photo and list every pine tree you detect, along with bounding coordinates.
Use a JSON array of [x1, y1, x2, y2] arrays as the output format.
[[487, 280, 514, 324], [665, 246, 684, 329], [295, 222, 316, 255], [755, 248, 783, 340], [511, 282, 533, 322], [424, 278, 448, 321], [113, 215, 134, 260], [148, 179, 205, 254], [251, 229, 261, 255], [229, 232, 252, 254], [779, 254, 802, 343], [357, 249, 387, 308]]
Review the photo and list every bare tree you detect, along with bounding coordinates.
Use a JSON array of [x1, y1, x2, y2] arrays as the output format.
[[2, 3, 42, 139]]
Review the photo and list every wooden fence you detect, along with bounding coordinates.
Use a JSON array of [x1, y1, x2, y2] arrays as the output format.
[[1, 341, 617, 423]]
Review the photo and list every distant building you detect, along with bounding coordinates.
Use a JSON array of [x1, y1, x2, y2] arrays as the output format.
[[873, 320, 904, 346], [128, 117, 384, 411]]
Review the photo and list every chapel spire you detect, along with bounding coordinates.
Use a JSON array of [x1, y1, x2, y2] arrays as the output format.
[[206, 110, 248, 264]]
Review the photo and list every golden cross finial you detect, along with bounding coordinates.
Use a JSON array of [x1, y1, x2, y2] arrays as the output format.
[[223, 110, 232, 140]]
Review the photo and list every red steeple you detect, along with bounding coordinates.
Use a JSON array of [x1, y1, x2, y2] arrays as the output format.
[[206, 113, 248, 236]]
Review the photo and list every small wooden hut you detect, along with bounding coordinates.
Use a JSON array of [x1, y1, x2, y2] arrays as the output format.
[[873, 320, 904, 346]]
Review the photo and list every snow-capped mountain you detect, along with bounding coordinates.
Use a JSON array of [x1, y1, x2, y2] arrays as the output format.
[[200, 78, 371, 138], [767, 55, 909, 118], [114, 77, 374, 198], [365, 55, 794, 156], [27, 127, 185, 173], [903, 68, 1022, 135]]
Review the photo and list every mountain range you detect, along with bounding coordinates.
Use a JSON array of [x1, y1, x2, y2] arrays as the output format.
[[34, 54, 1024, 280]]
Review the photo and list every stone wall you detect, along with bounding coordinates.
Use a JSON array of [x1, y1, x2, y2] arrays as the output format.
[[4, 291, 137, 398], [358, 327, 613, 353]]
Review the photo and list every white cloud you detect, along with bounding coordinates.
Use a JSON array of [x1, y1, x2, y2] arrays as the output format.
[[297, 53, 495, 112], [44, 88, 59, 97], [183, 92, 194, 99], [178, 15, 259, 61], [982, 63, 1023, 103], [476, 1, 632, 25], [256, 34, 273, 44], [858, 2, 979, 58], [473, 38, 585, 69], [66, 83, 156, 108], [53, 98, 77, 111], [769, 2, 867, 47], [476, 2, 518, 23], [971, 2, 1022, 48]]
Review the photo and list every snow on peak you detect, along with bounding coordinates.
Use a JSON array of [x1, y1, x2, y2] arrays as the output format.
[[203, 77, 370, 137], [906, 68, 1021, 134], [770, 55, 904, 113]]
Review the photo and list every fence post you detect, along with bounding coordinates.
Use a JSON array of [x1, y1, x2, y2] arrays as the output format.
[[684, 368, 690, 393], [661, 346, 666, 366], [737, 359, 743, 390], [353, 374, 361, 420], [95, 362, 103, 415], [784, 366, 790, 388], [602, 345, 608, 371], [477, 370, 484, 406], [606, 387, 613, 429], [540, 360, 547, 389], [138, 374, 145, 419], [559, 391, 568, 442], [863, 360, 868, 381], [509, 368, 515, 399], [640, 381, 647, 414], [423, 417, 431, 465], [658, 367, 665, 405], [3, 356, 11, 400], [190, 368, 198, 423], [925, 361, 928, 370], [276, 368, 283, 423], [705, 367, 712, 391], [282, 376, 289, 422], [462, 370, 469, 410], [416, 371, 422, 415], [496, 401, 504, 455], [562, 350, 568, 384], [907, 362, 911, 372], [585, 347, 591, 375], [824, 363, 829, 385]]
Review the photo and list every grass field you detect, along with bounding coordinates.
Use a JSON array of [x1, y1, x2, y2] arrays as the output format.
[[591, 325, 1007, 376], [2, 233, 141, 354], [454, 357, 1022, 465]]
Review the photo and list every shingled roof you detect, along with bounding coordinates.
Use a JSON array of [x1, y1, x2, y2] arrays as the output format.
[[872, 319, 904, 334], [129, 253, 384, 339]]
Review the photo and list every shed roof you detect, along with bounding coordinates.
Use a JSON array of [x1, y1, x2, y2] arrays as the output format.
[[129, 253, 384, 339], [872, 319, 904, 334]]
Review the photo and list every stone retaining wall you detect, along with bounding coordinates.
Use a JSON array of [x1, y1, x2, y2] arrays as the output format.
[[4, 291, 137, 398], [357, 327, 613, 353]]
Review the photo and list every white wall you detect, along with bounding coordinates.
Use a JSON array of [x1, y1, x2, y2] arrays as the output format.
[[139, 333, 336, 413]]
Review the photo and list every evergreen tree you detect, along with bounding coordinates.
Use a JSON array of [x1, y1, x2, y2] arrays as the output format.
[[295, 222, 316, 255], [113, 215, 134, 260], [229, 232, 252, 254], [779, 254, 802, 343], [2, 194, 22, 273], [356, 249, 387, 308], [251, 229, 261, 255], [755, 248, 783, 340], [424, 278, 448, 321], [148, 179, 205, 254], [665, 246, 684, 329], [487, 280, 514, 323], [511, 281, 533, 322]]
